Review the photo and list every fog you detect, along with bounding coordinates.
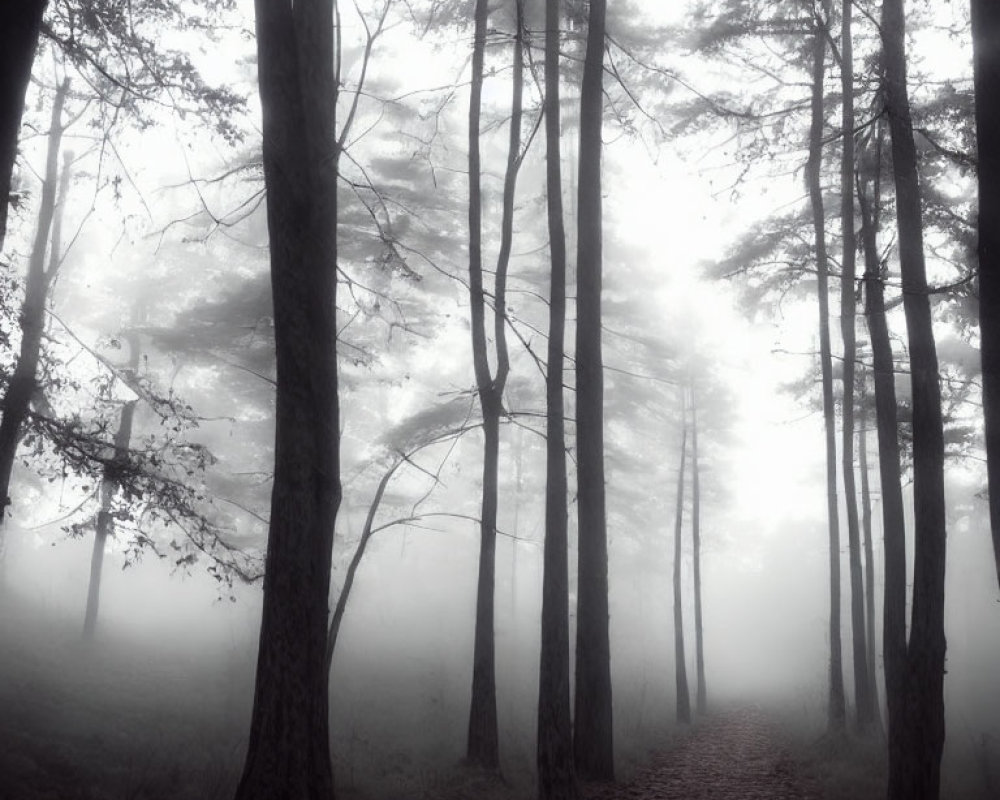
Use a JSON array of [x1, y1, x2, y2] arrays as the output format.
[[1, 0, 998, 799], [2, 435, 998, 797]]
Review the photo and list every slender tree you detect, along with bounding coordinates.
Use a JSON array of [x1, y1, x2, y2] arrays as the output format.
[[465, 0, 498, 766], [672, 410, 691, 725], [537, 0, 577, 794], [806, 1, 846, 732], [691, 385, 707, 716], [971, 0, 1000, 591], [83, 330, 139, 640], [0, 77, 70, 535], [881, 1, 948, 796], [856, 373, 883, 734], [839, 0, 874, 732], [857, 118, 910, 796], [234, 0, 340, 796], [465, 0, 523, 767], [325, 457, 402, 675], [573, 0, 614, 780], [0, 0, 46, 256]]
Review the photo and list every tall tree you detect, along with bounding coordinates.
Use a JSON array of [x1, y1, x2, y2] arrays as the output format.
[[465, 0, 498, 766], [691, 385, 707, 716], [0, 0, 46, 256], [574, 0, 614, 781], [856, 374, 883, 734], [806, 1, 846, 732], [0, 77, 70, 533], [233, 0, 340, 796], [465, 0, 523, 768], [83, 331, 140, 640], [838, 0, 874, 732], [880, 1, 948, 796], [858, 116, 910, 794], [971, 0, 1000, 591], [672, 410, 691, 725], [537, 0, 577, 794]]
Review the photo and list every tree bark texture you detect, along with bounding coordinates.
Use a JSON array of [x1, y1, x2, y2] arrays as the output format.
[[691, 387, 706, 716], [83, 332, 140, 640], [807, 8, 846, 732], [573, 0, 614, 781], [235, 2, 339, 797], [881, 2, 948, 797], [537, 0, 577, 795], [0, 78, 69, 534], [673, 417, 691, 725], [839, 0, 874, 732], [0, 0, 46, 256], [971, 0, 1000, 592]]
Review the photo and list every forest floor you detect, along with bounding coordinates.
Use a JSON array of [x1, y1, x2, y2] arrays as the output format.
[[0, 594, 993, 800], [582, 708, 824, 800], [426, 708, 887, 800]]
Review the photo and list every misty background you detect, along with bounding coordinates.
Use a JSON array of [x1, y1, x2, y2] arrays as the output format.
[[0, 1, 998, 799]]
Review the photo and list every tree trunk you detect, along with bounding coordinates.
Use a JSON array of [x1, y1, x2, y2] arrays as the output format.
[[857, 375, 883, 735], [807, 7, 846, 732], [573, 0, 614, 781], [858, 127, 909, 785], [0, 0, 46, 255], [537, 0, 577, 794], [465, 0, 498, 767], [83, 333, 140, 640], [672, 414, 691, 725], [234, 2, 339, 797], [0, 77, 69, 537], [881, 2, 948, 797], [971, 0, 1000, 592], [839, 0, 874, 733], [691, 386, 706, 716], [466, 0, 522, 766]]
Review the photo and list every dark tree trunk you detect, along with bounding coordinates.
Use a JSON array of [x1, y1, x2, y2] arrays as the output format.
[[573, 0, 614, 781], [881, 2, 948, 797], [0, 0, 46, 255], [0, 78, 69, 532], [467, 402, 500, 769], [466, 0, 521, 767], [807, 8, 846, 732], [857, 376, 884, 735], [839, 0, 874, 732], [83, 333, 139, 640], [691, 386, 706, 716], [858, 129, 909, 788], [234, 2, 339, 797], [672, 416, 691, 725], [537, 0, 577, 795], [971, 0, 1000, 592], [465, 0, 498, 767]]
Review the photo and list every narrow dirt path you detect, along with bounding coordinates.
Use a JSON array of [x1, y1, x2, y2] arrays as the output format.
[[587, 708, 823, 800]]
